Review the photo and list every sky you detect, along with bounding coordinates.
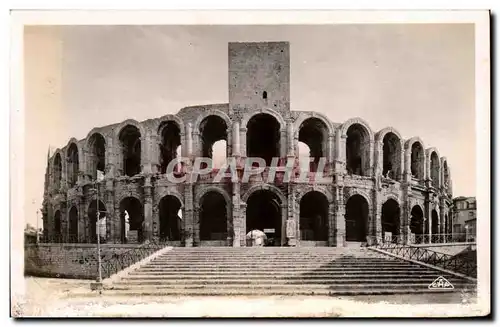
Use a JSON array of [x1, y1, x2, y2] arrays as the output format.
[[23, 24, 476, 227]]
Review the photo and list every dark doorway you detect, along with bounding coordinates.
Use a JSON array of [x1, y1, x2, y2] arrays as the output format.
[[381, 199, 400, 242], [246, 190, 282, 246], [200, 191, 228, 241], [119, 197, 144, 243], [159, 195, 182, 242], [299, 191, 328, 241], [247, 114, 281, 166], [69, 206, 78, 243], [410, 205, 424, 244], [54, 210, 62, 243], [345, 195, 369, 242], [88, 200, 107, 243]]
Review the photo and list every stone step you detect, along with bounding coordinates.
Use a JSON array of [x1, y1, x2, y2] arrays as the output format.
[[132, 267, 432, 273], [106, 282, 468, 291], [139, 264, 420, 270], [150, 258, 401, 262], [115, 278, 471, 286], [122, 272, 461, 280]]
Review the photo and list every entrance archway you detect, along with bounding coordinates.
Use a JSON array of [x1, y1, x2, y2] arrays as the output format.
[[247, 113, 281, 166], [88, 200, 107, 243], [299, 191, 328, 242], [119, 197, 143, 243], [381, 199, 400, 242], [199, 191, 228, 242], [345, 194, 369, 242], [298, 118, 329, 172], [410, 205, 424, 244], [346, 124, 370, 176], [158, 195, 182, 242], [246, 189, 282, 246]]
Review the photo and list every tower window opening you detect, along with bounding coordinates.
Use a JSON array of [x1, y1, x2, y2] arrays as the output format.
[[263, 91, 267, 99]]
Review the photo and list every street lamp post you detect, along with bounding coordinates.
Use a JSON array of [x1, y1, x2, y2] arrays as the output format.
[[96, 180, 102, 283]]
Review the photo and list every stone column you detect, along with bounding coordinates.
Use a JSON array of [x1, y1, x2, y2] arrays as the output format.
[[232, 122, 241, 157], [143, 176, 153, 242], [77, 196, 85, 242], [280, 129, 287, 159], [374, 140, 383, 177], [186, 123, 193, 158], [113, 200, 122, 243], [183, 184, 194, 247], [240, 127, 247, 158], [328, 202, 335, 246], [240, 202, 247, 247], [149, 133, 160, 174], [334, 186, 346, 247], [193, 205, 200, 246], [286, 187, 297, 246], [287, 122, 294, 157], [105, 181, 115, 242], [425, 198, 432, 244], [372, 191, 382, 245], [327, 133, 334, 175], [232, 181, 241, 247]]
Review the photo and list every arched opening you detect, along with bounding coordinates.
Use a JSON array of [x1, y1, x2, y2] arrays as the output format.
[[159, 195, 182, 242], [382, 133, 401, 180], [430, 152, 440, 188], [68, 206, 78, 243], [345, 194, 369, 242], [119, 197, 144, 243], [263, 91, 268, 99], [246, 189, 282, 246], [297, 141, 312, 172], [410, 142, 424, 180], [88, 200, 107, 244], [200, 115, 228, 169], [247, 113, 281, 166], [346, 124, 370, 176], [54, 210, 62, 242], [53, 153, 62, 190], [211, 140, 227, 169], [67, 143, 79, 187], [87, 133, 106, 180], [119, 125, 141, 177], [159, 121, 181, 174], [299, 191, 329, 242], [298, 118, 328, 172], [410, 205, 424, 244], [200, 191, 228, 242], [431, 209, 439, 237], [381, 199, 400, 242]]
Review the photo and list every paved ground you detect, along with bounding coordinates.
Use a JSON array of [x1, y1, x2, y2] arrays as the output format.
[[12, 277, 483, 318]]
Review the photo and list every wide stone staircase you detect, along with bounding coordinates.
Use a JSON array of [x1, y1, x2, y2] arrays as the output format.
[[105, 247, 476, 296]]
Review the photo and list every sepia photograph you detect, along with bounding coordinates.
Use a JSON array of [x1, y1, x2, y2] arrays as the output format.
[[10, 10, 490, 317]]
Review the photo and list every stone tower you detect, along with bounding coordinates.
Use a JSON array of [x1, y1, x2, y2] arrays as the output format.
[[228, 41, 290, 115]]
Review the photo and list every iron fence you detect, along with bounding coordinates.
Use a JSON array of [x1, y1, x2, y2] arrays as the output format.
[[373, 239, 477, 278], [412, 233, 473, 244], [100, 240, 165, 279]]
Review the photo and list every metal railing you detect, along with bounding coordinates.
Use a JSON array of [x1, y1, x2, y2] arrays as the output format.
[[372, 239, 477, 278], [100, 240, 165, 279], [412, 233, 475, 244]]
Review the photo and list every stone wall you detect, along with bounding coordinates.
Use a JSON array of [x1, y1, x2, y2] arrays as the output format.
[[24, 243, 144, 279]]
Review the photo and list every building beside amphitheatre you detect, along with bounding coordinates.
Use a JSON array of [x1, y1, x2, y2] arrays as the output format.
[[41, 41, 454, 247]]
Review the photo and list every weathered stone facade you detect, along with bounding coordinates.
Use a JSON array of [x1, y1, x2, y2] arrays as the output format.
[[42, 41, 453, 247]]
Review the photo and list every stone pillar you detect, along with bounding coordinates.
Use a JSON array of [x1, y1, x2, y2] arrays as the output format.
[[334, 186, 346, 247], [105, 135, 115, 178], [425, 198, 432, 244], [113, 200, 122, 243], [372, 191, 382, 245], [77, 196, 86, 242], [287, 122, 294, 157], [183, 184, 194, 247], [328, 202, 335, 246], [374, 140, 383, 177], [286, 187, 297, 246], [280, 129, 287, 159], [193, 205, 200, 246], [233, 122, 240, 157], [143, 177, 153, 242], [186, 123, 193, 158], [240, 127, 247, 158], [105, 181, 114, 242], [149, 133, 160, 174], [327, 133, 334, 175], [232, 181, 241, 247], [240, 202, 247, 247]]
